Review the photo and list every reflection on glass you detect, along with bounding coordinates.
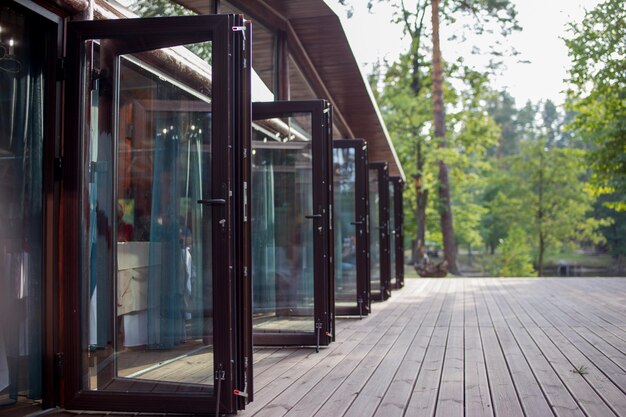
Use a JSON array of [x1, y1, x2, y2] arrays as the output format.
[[369, 169, 381, 294], [83, 41, 214, 392], [333, 148, 358, 308], [252, 114, 314, 334], [0, 5, 44, 406], [389, 182, 396, 286]]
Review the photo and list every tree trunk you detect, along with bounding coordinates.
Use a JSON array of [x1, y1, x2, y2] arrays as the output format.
[[431, 0, 460, 275], [416, 188, 428, 262], [538, 232, 545, 277]]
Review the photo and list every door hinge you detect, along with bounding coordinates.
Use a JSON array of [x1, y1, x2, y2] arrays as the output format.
[[56, 58, 66, 81], [55, 352, 64, 378], [54, 157, 63, 181], [243, 181, 248, 222]]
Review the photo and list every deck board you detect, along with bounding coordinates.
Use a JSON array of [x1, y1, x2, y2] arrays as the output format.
[[43, 277, 626, 417], [239, 278, 626, 417]]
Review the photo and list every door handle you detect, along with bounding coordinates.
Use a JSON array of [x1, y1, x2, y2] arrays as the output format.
[[305, 214, 322, 219], [197, 199, 226, 206]]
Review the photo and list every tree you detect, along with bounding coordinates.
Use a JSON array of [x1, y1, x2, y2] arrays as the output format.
[[507, 140, 607, 275], [490, 225, 535, 277], [339, 0, 520, 274], [564, 0, 626, 210]]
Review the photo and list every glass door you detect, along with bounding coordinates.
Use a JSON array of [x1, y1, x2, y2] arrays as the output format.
[[60, 15, 250, 414], [333, 140, 370, 317], [390, 177, 405, 289], [251, 101, 333, 350], [369, 162, 391, 301]]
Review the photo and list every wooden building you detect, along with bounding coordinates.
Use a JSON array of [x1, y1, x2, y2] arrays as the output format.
[[0, 0, 404, 415]]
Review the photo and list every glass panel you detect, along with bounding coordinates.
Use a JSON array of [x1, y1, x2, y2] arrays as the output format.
[[0, 5, 44, 408], [251, 113, 314, 334], [369, 169, 380, 294], [103, 0, 205, 18], [389, 182, 396, 286], [83, 40, 214, 392], [333, 148, 357, 308]]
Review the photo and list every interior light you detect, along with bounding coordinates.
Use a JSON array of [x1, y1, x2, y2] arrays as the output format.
[[252, 149, 257, 155], [162, 128, 168, 134], [191, 125, 196, 130]]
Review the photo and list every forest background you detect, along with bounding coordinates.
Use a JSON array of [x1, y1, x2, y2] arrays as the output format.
[[337, 0, 625, 277]]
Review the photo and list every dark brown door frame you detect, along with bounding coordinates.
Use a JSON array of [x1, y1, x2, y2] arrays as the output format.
[[389, 176, 404, 289], [369, 162, 391, 301], [251, 100, 334, 348], [333, 139, 370, 317], [61, 14, 249, 415]]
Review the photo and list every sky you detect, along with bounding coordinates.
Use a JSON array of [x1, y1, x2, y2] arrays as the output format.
[[325, 0, 602, 106]]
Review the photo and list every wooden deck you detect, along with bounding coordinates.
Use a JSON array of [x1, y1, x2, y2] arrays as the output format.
[[242, 277, 626, 417], [24, 277, 626, 416]]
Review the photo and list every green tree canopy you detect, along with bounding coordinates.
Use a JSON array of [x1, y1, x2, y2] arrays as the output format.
[[565, 0, 626, 210]]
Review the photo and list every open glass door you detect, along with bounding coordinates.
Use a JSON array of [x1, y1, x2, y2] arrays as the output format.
[[251, 101, 334, 349], [60, 15, 250, 414], [369, 162, 391, 301], [390, 177, 405, 289], [333, 140, 370, 317]]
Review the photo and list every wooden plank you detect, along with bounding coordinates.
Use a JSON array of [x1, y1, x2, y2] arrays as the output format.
[[279, 280, 438, 417], [351, 280, 450, 417], [475, 280, 525, 417], [482, 285, 556, 417], [505, 282, 619, 417], [359, 280, 447, 417], [548, 279, 626, 330], [435, 324, 464, 417], [541, 325, 626, 416], [259, 289, 426, 417], [464, 292, 494, 417], [403, 325, 450, 417], [513, 286, 626, 415], [490, 280, 586, 417], [254, 349, 301, 380], [240, 281, 422, 416], [314, 279, 447, 417]]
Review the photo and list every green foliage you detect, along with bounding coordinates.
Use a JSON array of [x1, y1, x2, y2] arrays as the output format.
[[489, 226, 535, 277], [500, 140, 609, 271], [130, 0, 212, 62], [131, 0, 196, 18], [564, 0, 626, 206]]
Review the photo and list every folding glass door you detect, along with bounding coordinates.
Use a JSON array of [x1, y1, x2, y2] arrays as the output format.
[[333, 140, 370, 317], [251, 101, 334, 349], [369, 162, 391, 301], [390, 177, 404, 289], [60, 15, 251, 414]]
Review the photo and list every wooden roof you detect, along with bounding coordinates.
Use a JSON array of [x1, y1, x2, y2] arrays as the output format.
[[177, 0, 404, 179]]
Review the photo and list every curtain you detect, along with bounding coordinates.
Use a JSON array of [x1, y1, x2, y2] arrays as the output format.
[[252, 159, 276, 314], [147, 121, 185, 350]]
